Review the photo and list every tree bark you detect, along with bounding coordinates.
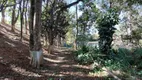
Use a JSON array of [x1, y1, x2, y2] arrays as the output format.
[[48, 30, 54, 54], [29, 0, 42, 68], [20, 0, 25, 41], [29, 0, 42, 50], [1, 9, 5, 23], [11, 0, 20, 32], [25, 0, 29, 34], [74, 4, 78, 50], [29, 0, 35, 50], [34, 0, 42, 50], [11, 4, 16, 32]]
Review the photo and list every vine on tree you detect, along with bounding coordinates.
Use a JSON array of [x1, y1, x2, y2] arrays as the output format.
[[96, 8, 119, 54]]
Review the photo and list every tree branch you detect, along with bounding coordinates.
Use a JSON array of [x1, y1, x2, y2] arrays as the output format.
[[60, 0, 83, 11], [53, 0, 83, 14]]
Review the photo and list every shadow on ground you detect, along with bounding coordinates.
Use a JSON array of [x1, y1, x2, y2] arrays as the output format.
[[0, 24, 115, 80]]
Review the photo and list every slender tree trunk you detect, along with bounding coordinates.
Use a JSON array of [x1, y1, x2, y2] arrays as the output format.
[[48, 1, 55, 53], [20, 0, 25, 41], [25, 18, 28, 34], [25, 0, 28, 34], [11, 0, 19, 32], [56, 35, 59, 48], [1, 9, 5, 23], [48, 30, 54, 54], [74, 4, 78, 50], [11, 6, 16, 32], [29, 0, 35, 50], [44, 31, 48, 47], [57, 35, 61, 48]]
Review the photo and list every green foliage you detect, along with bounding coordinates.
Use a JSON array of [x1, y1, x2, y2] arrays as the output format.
[[132, 48, 142, 69], [74, 44, 142, 78], [108, 48, 142, 77], [48, 78, 53, 80], [41, 0, 69, 39], [131, 28, 142, 45], [110, 48, 132, 71], [96, 8, 119, 54], [76, 35, 89, 42], [74, 45, 101, 64], [92, 66, 103, 73], [77, 53, 93, 64], [74, 45, 92, 64]]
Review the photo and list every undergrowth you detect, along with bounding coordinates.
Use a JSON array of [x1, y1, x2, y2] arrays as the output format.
[[73, 45, 142, 79]]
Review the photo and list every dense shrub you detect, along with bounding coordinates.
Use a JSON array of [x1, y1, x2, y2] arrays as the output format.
[[74, 46, 142, 77], [74, 45, 101, 64]]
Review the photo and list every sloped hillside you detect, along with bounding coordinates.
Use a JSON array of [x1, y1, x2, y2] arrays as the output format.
[[0, 23, 111, 80]]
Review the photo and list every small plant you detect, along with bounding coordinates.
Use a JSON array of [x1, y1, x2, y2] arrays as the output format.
[[48, 78, 53, 80], [74, 46, 100, 64], [77, 53, 93, 64], [92, 66, 103, 73]]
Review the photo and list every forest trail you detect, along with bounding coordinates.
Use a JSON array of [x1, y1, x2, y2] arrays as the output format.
[[0, 23, 108, 80]]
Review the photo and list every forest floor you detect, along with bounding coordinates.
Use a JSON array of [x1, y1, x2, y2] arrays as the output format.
[[0, 23, 112, 80]]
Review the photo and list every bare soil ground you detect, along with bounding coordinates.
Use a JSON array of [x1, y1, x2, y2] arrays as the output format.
[[0, 23, 111, 80]]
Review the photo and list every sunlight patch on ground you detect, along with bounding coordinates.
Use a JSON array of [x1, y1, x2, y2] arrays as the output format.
[[44, 57, 67, 63], [5, 41, 16, 47], [57, 56, 65, 60], [10, 64, 42, 77], [59, 71, 85, 76], [44, 72, 64, 77], [89, 71, 108, 77], [60, 64, 70, 68], [72, 65, 90, 70]]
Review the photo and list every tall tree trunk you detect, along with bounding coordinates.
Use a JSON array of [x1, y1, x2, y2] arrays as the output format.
[[11, 5, 16, 32], [11, 0, 20, 32], [34, 0, 42, 50], [45, 33, 48, 47], [48, 30, 54, 54], [74, 4, 78, 50], [29, 0, 43, 68], [48, 0, 55, 53], [29, 0, 35, 50], [20, 0, 25, 41], [1, 9, 5, 23], [57, 35, 61, 48], [25, 17, 28, 34], [25, 0, 28, 34]]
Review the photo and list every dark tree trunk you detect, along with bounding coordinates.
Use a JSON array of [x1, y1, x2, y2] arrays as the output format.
[[45, 31, 48, 47], [29, 0, 42, 68], [29, 0, 35, 50], [20, 0, 25, 41], [48, 29, 54, 54], [34, 0, 42, 50]]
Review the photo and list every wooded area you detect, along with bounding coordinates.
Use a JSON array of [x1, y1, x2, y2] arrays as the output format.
[[0, 0, 142, 80]]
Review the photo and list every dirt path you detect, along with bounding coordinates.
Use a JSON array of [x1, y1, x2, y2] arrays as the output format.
[[40, 48, 96, 80], [0, 23, 110, 80]]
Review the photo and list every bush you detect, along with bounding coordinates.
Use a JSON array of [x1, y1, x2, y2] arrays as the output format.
[[76, 53, 93, 64], [74, 45, 101, 64], [74, 46, 142, 78], [132, 48, 142, 69]]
